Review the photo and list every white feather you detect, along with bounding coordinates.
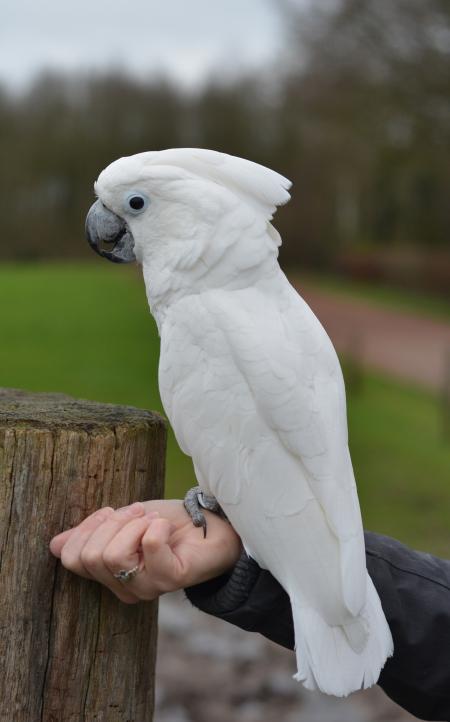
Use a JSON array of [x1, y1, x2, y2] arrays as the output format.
[[96, 148, 393, 696]]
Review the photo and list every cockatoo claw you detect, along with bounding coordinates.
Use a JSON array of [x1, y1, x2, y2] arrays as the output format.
[[183, 486, 227, 538]]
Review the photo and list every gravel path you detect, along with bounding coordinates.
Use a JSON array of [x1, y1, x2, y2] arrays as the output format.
[[154, 592, 417, 722], [297, 284, 450, 392]]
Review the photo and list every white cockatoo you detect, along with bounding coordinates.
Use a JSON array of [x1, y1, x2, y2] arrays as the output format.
[[86, 148, 393, 696]]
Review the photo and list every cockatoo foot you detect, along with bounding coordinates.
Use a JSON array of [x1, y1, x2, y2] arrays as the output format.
[[183, 486, 227, 538]]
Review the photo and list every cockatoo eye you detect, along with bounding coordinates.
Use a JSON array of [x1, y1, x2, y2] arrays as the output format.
[[129, 196, 144, 210], [124, 192, 149, 214]]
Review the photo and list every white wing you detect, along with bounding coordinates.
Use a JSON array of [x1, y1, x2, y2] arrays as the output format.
[[158, 274, 392, 695], [202, 280, 367, 618]]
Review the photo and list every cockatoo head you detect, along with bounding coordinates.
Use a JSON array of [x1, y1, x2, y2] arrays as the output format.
[[86, 148, 291, 313]]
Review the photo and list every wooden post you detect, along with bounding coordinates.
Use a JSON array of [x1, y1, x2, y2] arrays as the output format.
[[0, 388, 166, 722]]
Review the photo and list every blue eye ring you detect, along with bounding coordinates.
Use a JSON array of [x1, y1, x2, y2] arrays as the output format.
[[124, 191, 149, 215]]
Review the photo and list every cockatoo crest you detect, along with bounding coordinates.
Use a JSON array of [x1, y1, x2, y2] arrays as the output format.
[[93, 149, 292, 319], [97, 147, 291, 221], [141, 148, 292, 218]]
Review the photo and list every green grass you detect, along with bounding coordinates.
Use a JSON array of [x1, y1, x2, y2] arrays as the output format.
[[0, 262, 448, 555], [345, 372, 450, 556], [296, 271, 450, 321], [0, 261, 193, 493]]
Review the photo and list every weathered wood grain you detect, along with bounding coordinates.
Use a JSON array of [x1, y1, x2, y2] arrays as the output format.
[[0, 389, 166, 722]]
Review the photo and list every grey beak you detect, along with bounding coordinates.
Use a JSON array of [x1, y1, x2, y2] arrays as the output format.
[[85, 199, 136, 263]]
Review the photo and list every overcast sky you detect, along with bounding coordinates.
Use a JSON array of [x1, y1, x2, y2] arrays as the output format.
[[0, 0, 286, 91]]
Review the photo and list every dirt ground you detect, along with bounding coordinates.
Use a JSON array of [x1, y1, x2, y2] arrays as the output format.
[[298, 284, 450, 392], [154, 592, 418, 722]]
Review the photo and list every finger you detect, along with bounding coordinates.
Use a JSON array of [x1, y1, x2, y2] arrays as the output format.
[[49, 528, 73, 555], [50, 507, 115, 567], [102, 512, 160, 571], [49, 506, 115, 558], [100, 511, 160, 603], [140, 518, 183, 593], [73, 502, 145, 575], [77, 505, 156, 603], [60, 503, 144, 580], [87, 516, 155, 604]]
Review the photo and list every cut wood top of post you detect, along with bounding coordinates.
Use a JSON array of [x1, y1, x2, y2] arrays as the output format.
[[0, 388, 166, 432]]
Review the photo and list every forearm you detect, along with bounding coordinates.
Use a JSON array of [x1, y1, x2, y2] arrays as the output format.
[[185, 531, 450, 721]]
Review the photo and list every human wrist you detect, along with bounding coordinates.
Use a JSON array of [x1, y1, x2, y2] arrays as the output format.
[[184, 548, 259, 615], [201, 510, 243, 575]]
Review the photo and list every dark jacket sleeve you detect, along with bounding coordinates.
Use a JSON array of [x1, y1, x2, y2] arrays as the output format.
[[185, 532, 450, 722]]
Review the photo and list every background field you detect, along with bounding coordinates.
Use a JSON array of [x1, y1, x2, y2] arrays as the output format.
[[1, 262, 448, 555]]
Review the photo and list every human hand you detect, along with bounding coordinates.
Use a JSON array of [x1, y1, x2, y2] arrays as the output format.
[[49, 499, 242, 604]]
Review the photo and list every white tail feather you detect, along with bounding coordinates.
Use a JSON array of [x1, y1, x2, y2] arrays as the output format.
[[290, 574, 393, 696]]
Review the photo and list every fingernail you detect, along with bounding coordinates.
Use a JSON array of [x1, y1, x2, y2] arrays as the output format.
[[117, 502, 144, 516], [95, 507, 112, 522]]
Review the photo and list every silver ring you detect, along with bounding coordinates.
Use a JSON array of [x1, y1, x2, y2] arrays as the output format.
[[113, 564, 141, 583]]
